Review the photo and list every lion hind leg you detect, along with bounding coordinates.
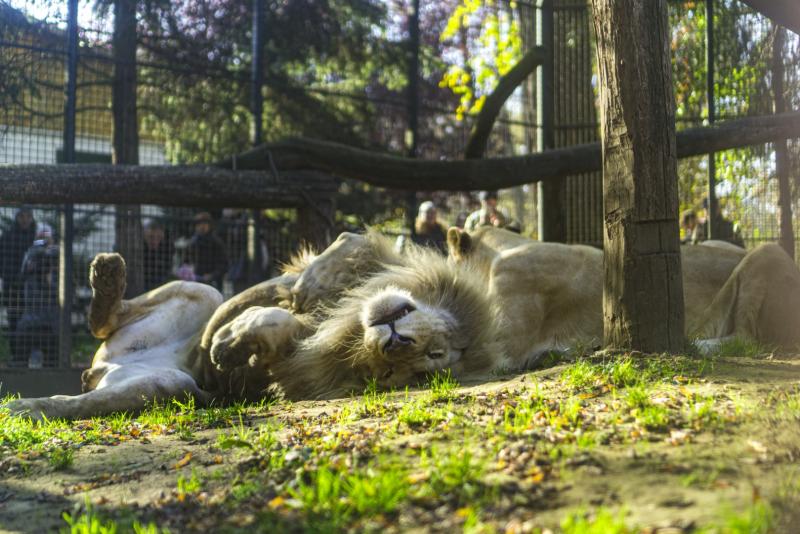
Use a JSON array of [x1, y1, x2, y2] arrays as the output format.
[[4, 367, 205, 420], [88, 253, 128, 339]]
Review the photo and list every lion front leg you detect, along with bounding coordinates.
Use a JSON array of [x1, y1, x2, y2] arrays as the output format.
[[209, 306, 307, 372]]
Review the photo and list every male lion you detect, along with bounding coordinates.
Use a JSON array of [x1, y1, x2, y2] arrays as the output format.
[[4, 232, 503, 419], [5, 228, 799, 420]]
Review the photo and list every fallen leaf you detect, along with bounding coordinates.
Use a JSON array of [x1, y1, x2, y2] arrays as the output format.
[[173, 452, 192, 469]]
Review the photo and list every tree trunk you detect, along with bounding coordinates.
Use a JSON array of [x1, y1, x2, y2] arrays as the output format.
[[112, 0, 144, 298], [591, 0, 685, 352], [772, 26, 795, 260]]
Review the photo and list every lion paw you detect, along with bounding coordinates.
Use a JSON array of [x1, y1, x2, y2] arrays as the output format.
[[209, 307, 299, 371], [90, 253, 127, 298], [3, 398, 49, 421]]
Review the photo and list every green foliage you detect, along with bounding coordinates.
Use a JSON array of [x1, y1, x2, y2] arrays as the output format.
[[61, 497, 169, 534], [560, 507, 633, 534], [440, 0, 522, 119]]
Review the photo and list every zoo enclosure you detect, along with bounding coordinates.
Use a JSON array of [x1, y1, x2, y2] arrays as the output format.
[[0, 0, 798, 373]]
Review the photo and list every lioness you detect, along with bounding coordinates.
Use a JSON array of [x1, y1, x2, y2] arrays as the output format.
[[5, 228, 799, 420]]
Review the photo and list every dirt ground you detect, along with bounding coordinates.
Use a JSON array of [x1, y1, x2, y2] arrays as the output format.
[[2, 352, 800, 533]]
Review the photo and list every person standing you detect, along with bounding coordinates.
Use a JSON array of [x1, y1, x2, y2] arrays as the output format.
[[411, 201, 448, 253], [142, 219, 175, 291], [0, 206, 36, 363], [464, 191, 510, 232], [182, 212, 228, 291]]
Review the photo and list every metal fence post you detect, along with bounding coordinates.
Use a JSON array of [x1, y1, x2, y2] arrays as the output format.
[[537, 0, 564, 242], [405, 0, 421, 237], [706, 0, 718, 239], [247, 0, 266, 286], [59, 0, 78, 368]]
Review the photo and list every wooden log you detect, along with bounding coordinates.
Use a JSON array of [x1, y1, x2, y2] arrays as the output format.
[[592, 0, 685, 352], [740, 0, 800, 36], [218, 111, 800, 191], [0, 166, 338, 208]]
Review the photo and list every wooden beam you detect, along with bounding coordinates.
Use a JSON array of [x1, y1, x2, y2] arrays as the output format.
[[740, 0, 800, 36], [1, 111, 798, 204], [0, 166, 338, 208], [219, 111, 800, 191]]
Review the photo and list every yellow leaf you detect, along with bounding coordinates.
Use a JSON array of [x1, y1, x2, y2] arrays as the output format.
[[268, 496, 286, 509], [173, 452, 192, 469]]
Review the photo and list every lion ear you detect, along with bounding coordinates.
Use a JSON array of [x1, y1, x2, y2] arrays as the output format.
[[447, 227, 472, 259]]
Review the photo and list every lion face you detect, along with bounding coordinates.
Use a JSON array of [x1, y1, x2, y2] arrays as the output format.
[[359, 286, 464, 388]]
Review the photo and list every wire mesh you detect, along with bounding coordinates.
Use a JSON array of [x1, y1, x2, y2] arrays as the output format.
[[0, 0, 798, 369]]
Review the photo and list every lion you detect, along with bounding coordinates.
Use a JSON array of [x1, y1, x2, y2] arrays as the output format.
[[4, 231, 503, 419], [447, 226, 800, 355], [5, 227, 799, 420]]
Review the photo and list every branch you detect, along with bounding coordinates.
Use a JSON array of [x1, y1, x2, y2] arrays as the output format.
[[740, 0, 800, 35], [464, 46, 546, 159], [218, 111, 800, 191], [0, 166, 338, 208]]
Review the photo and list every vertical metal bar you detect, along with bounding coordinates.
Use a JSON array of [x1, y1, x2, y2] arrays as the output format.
[[706, 0, 718, 239], [59, 0, 78, 368], [246, 0, 266, 287], [252, 0, 265, 146], [537, 0, 563, 242], [405, 0, 420, 237]]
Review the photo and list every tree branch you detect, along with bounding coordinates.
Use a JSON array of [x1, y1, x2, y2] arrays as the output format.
[[218, 111, 800, 191], [464, 46, 546, 159]]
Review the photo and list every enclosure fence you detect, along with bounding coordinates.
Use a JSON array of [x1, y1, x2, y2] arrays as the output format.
[[0, 0, 798, 370]]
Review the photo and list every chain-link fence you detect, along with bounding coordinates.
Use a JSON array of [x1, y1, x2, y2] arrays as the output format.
[[1, 0, 798, 371]]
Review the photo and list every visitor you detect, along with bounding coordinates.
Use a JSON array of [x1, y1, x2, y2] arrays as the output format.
[[16, 223, 60, 368], [411, 201, 448, 253], [680, 209, 701, 244], [142, 219, 174, 291], [0, 206, 36, 362], [181, 212, 228, 291], [464, 191, 510, 232]]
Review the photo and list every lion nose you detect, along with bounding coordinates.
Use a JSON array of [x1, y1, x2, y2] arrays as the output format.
[[383, 324, 415, 353]]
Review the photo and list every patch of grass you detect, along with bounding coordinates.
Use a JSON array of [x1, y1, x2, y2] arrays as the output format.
[[684, 396, 723, 430], [288, 460, 408, 526], [397, 396, 450, 428], [176, 468, 203, 501], [698, 501, 774, 534], [711, 337, 773, 358], [503, 392, 546, 434], [358, 379, 390, 417], [427, 369, 459, 402], [561, 360, 600, 390], [624, 386, 670, 432], [61, 497, 168, 534], [48, 447, 75, 471], [560, 507, 633, 534], [422, 447, 489, 503]]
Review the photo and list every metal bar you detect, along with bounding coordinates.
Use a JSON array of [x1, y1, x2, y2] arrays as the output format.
[[706, 0, 718, 239], [251, 0, 265, 146], [248, 0, 266, 286], [58, 0, 78, 369], [537, 0, 565, 242], [405, 0, 421, 237]]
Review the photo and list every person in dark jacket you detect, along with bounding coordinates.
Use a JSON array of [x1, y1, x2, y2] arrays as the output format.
[[412, 201, 448, 253], [0, 206, 36, 364], [142, 219, 174, 291], [182, 212, 228, 291], [16, 223, 59, 368]]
